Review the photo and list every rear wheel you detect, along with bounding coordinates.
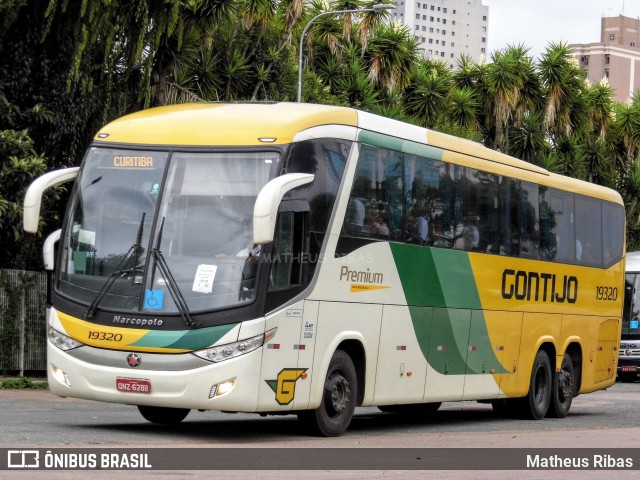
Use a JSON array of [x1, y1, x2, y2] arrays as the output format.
[[298, 350, 357, 437], [517, 350, 552, 419], [548, 353, 574, 418], [137, 405, 190, 424]]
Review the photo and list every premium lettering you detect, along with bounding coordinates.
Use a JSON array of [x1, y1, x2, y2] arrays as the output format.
[[339, 266, 384, 284], [501, 269, 578, 303]]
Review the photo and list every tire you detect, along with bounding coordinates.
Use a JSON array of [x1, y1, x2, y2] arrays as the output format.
[[298, 350, 357, 437], [548, 353, 574, 418], [517, 349, 552, 420], [378, 402, 442, 414], [137, 405, 190, 424]]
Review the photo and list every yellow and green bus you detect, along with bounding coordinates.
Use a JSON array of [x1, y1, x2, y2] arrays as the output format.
[[24, 103, 625, 436]]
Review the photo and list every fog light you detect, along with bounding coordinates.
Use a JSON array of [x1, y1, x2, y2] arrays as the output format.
[[51, 365, 71, 387], [209, 379, 235, 399]]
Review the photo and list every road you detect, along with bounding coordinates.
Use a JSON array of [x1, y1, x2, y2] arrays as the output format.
[[1, 380, 639, 479]]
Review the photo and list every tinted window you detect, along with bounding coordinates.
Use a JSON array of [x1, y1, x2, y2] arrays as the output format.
[[575, 195, 602, 267]]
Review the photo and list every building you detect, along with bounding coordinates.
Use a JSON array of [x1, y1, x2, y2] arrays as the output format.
[[391, 0, 489, 69], [571, 15, 640, 103]]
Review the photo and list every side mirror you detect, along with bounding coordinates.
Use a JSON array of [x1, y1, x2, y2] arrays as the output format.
[[23, 167, 79, 233], [253, 173, 314, 244], [43, 229, 61, 270]]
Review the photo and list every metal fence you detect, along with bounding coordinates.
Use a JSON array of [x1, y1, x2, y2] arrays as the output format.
[[0, 269, 47, 374]]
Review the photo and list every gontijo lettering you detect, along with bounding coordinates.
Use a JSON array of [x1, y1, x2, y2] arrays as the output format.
[[113, 156, 154, 167], [501, 269, 578, 303]]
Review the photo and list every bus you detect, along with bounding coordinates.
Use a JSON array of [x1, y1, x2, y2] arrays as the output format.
[[619, 251, 640, 382], [23, 102, 625, 436]]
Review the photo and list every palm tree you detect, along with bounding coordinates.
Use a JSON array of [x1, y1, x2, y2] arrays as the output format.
[[508, 111, 546, 163], [585, 79, 614, 139], [446, 87, 479, 132], [538, 42, 585, 137], [402, 60, 451, 128], [366, 22, 419, 95]]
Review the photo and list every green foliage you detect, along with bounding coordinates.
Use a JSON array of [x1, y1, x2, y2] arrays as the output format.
[[0, 377, 43, 389]]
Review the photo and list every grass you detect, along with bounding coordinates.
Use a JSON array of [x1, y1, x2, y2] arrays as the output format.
[[1, 377, 48, 389]]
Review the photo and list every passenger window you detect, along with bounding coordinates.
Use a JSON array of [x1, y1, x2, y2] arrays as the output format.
[[575, 195, 602, 267], [518, 182, 539, 259], [539, 187, 574, 262], [405, 154, 451, 246], [344, 145, 405, 241], [602, 202, 624, 268]]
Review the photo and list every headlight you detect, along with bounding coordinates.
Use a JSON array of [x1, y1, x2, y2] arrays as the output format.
[[193, 328, 276, 363], [49, 327, 84, 351]]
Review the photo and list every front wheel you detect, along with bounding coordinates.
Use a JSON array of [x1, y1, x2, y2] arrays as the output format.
[[137, 405, 190, 424], [517, 349, 552, 419], [298, 350, 357, 437], [548, 353, 574, 418]]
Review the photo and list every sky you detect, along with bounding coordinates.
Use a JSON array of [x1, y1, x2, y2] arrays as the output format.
[[484, 0, 640, 59]]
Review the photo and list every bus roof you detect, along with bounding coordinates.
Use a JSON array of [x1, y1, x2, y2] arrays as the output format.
[[94, 102, 622, 204]]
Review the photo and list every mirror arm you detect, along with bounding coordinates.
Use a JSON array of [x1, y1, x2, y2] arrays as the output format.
[[253, 173, 314, 244]]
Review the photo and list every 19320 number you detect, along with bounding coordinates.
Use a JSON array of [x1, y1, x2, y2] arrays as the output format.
[[596, 286, 618, 301]]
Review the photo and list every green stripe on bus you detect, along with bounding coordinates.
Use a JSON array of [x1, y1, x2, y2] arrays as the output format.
[[391, 245, 506, 374], [130, 323, 236, 350], [357, 130, 444, 160]]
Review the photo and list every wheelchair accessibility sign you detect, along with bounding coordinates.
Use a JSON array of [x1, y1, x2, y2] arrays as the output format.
[[144, 290, 164, 310]]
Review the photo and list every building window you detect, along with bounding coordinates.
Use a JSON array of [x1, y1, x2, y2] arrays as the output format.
[[483, 26, 486, 32], [443, 19, 447, 24], [421, 36, 425, 42], [441, 52, 445, 57], [452, 20, 456, 25], [609, 33, 615, 41], [415, 25, 419, 30], [416, 14, 420, 19], [436, 39, 439, 44], [452, 31, 455, 36], [632, 42, 636, 47], [437, 17, 440, 22], [429, 49, 433, 55], [442, 41, 446, 46], [423, 14, 427, 19], [483, 15, 487, 21], [453, 9, 456, 13], [429, 27, 434, 32], [482, 37, 486, 42], [582, 56, 589, 66], [443, 7, 447, 13], [442, 30, 446, 35], [430, 16, 434, 21], [431, 5, 434, 10], [481, 47, 485, 53], [605, 55, 610, 64], [429, 38, 433, 43], [438, 6, 441, 11], [422, 26, 427, 31], [451, 42, 455, 47], [417, 2, 420, 7]]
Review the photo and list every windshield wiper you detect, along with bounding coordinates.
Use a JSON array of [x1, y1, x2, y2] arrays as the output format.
[[149, 217, 197, 328], [85, 212, 146, 319]]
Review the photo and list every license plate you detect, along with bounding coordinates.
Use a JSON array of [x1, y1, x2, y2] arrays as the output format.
[[116, 377, 152, 394], [620, 366, 637, 373]]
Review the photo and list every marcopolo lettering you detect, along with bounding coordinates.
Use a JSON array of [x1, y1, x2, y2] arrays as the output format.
[[113, 315, 163, 326], [501, 269, 578, 303]]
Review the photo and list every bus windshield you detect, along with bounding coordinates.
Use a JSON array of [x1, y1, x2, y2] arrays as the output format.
[[624, 273, 640, 339], [58, 147, 280, 314]]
